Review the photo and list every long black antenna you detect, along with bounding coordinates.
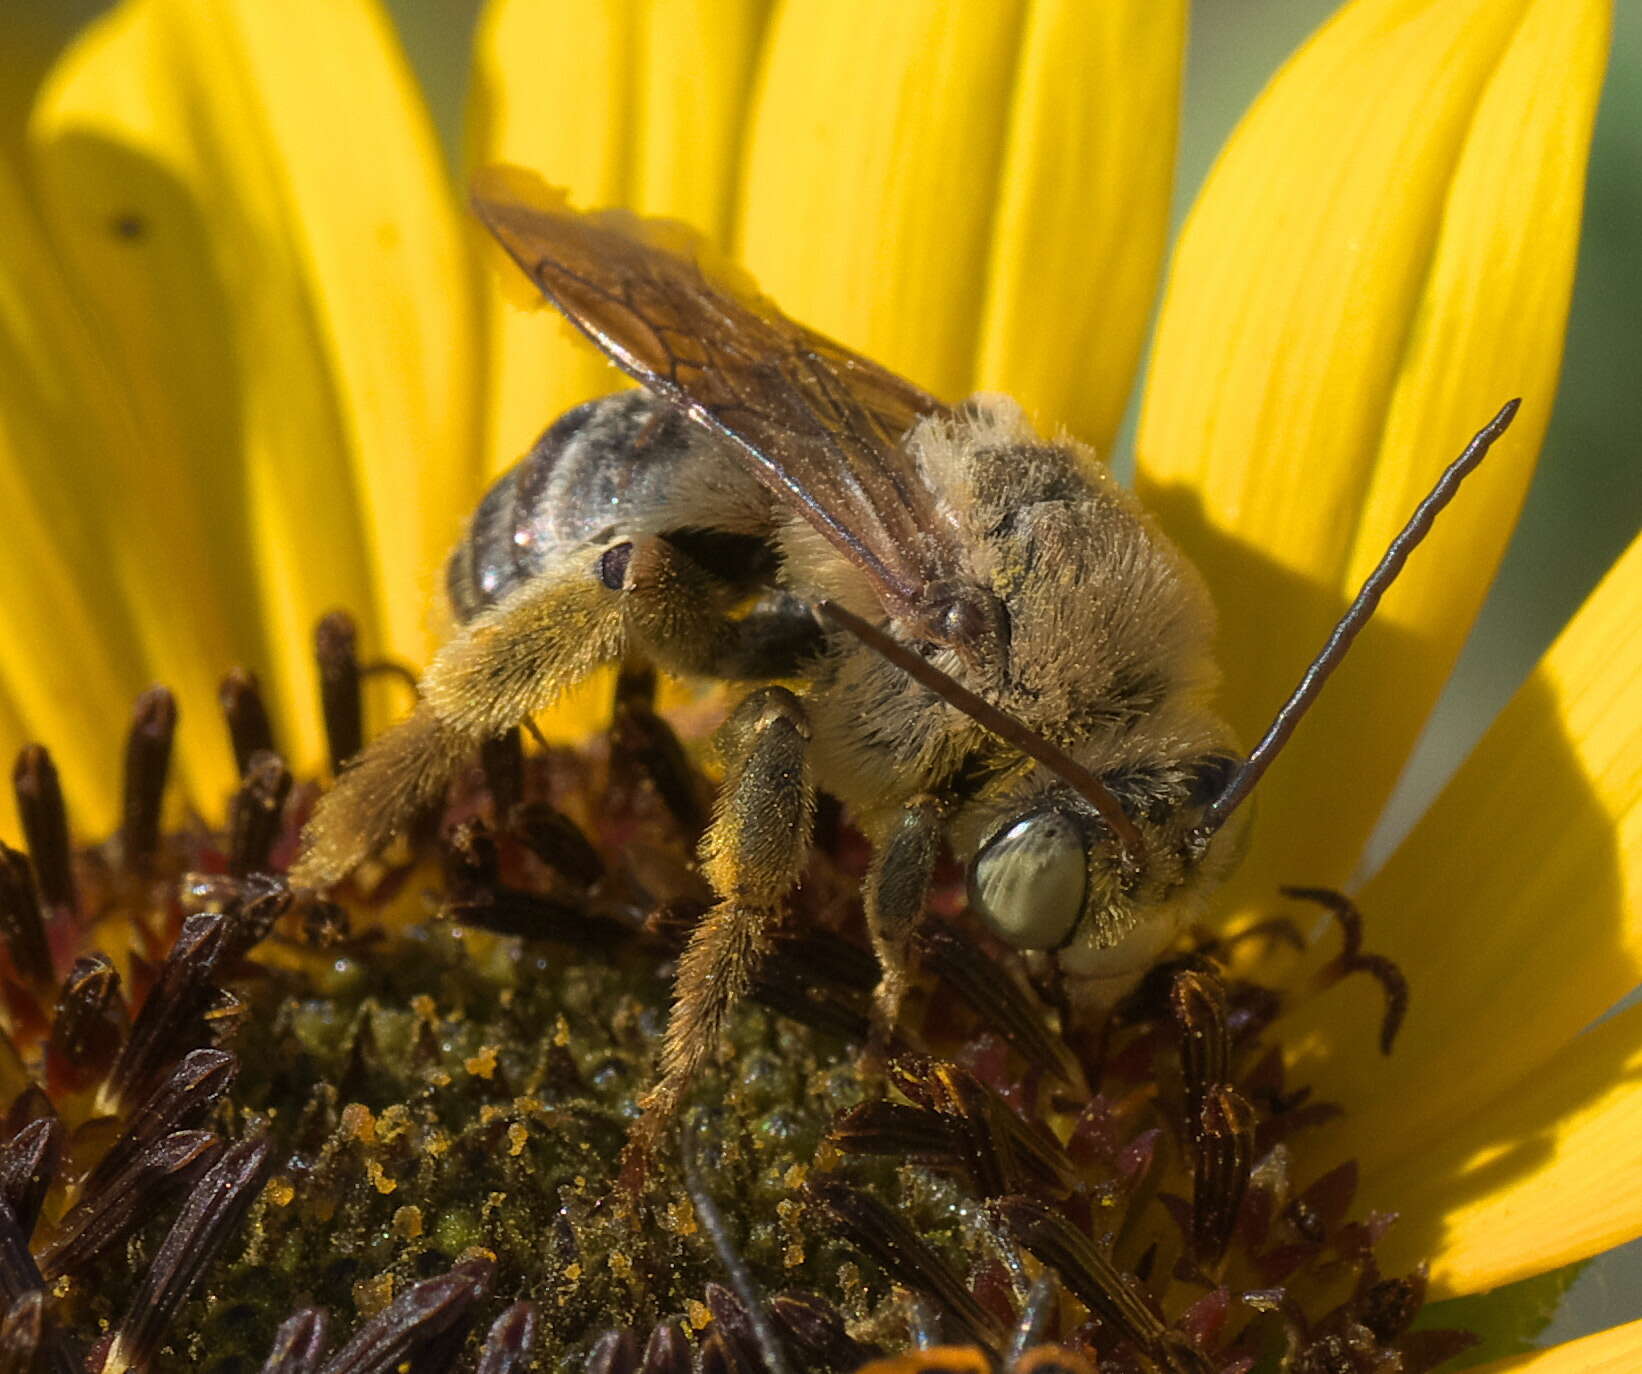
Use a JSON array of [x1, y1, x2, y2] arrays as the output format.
[[816, 599, 1147, 863], [1200, 398, 1521, 834]]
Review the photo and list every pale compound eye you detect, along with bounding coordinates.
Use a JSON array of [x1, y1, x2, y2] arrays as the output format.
[[968, 808, 1088, 950]]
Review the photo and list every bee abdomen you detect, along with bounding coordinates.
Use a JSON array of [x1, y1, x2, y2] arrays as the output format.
[[446, 392, 703, 623]]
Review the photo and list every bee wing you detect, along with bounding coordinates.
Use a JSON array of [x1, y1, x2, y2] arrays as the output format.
[[473, 185, 968, 643]]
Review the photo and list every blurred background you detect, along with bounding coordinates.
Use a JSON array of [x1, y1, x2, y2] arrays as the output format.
[[8, 0, 1641, 1349]]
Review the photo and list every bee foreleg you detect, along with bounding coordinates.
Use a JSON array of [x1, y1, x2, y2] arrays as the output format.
[[864, 795, 944, 1031], [636, 686, 815, 1137]]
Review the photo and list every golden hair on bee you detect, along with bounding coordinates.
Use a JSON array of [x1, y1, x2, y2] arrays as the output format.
[[293, 174, 1518, 1151]]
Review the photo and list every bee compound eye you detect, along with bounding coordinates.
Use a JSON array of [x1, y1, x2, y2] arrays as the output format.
[[968, 808, 1088, 950]]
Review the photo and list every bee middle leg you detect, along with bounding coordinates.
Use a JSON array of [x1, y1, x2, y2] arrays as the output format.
[[864, 795, 944, 1031], [636, 685, 815, 1136]]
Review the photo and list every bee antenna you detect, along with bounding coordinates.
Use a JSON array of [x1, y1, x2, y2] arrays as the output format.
[[816, 599, 1147, 863], [1200, 398, 1521, 834]]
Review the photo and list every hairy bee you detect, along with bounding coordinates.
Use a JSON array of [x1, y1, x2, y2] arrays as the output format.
[[291, 178, 1515, 1137]]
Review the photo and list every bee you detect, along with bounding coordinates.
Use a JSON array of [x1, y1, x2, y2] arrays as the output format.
[[291, 178, 1516, 1140]]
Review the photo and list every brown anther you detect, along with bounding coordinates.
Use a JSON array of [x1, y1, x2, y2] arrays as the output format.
[[108, 1134, 273, 1371], [636, 1322, 690, 1374], [510, 800, 605, 890], [1191, 1084, 1257, 1266], [104, 913, 228, 1111], [218, 667, 275, 778], [0, 1118, 62, 1242], [917, 920, 1076, 1083], [45, 956, 126, 1098], [11, 746, 74, 917], [311, 1259, 490, 1374], [120, 686, 177, 876], [768, 1294, 877, 1372], [222, 876, 292, 962], [227, 750, 291, 877], [39, 1129, 222, 1280], [0, 845, 52, 992], [475, 1301, 538, 1374], [261, 1308, 330, 1374], [442, 816, 499, 896], [0, 1289, 43, 1371], [995, 1197, 1194, 1370], [608, 676, 705, 841], [1171, 969, 1231, 1153], [480, 727, 525, 819], [830, 1100, 961, 1167], [315, 611, 363, 776], [82, 1049, 237, 1202], [807, 1181, 1004, 1352]]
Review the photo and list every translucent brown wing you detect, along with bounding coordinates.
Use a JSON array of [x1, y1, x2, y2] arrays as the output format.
[[473, 183, 970, 644]]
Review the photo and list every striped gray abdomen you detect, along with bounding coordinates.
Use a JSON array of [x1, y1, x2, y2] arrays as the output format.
[[445, 392, 703, 624]]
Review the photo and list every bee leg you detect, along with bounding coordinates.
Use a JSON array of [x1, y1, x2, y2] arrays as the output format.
[[293, 536, 731, 888], [634, 686, 815, 1141], [864, 795, 944, 1036]]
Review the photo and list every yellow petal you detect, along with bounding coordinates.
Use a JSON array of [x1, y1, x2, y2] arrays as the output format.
[[35, 0, 481, 779], [468, 0, 636, 478], [736, 1, 1027, 399], [973, 0, 1185, 454], [1474, 1319, 1642, 1373], [0, 152, 195, 832], [1285, 531, 1642, 1179], [1137, 0, 1609, 909], [1365, 999, 1642, 1295], [629, 0, 769, 237]]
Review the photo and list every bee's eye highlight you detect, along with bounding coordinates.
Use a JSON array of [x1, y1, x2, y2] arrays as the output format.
[[969, 809, 1088, 950]]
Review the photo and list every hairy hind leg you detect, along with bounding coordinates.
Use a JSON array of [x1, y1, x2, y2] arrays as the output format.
[[633, 686, 814, 1145], [292, 536, 737, 889]]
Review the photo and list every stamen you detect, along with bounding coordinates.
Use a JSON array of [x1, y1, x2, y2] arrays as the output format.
[[107, 1133, 273, 1373], [0, 844, 53, 992], [681, 1119, 794, 1374], [45, 956, 125, 1098], [81, 1049, 237, 1202], [1190, 1084, 1257, 1266], [312, 1259, 492, 1374], [917, 921, 1077, 1083], [609, 671, 706, 842], [995, 1198, 1199, 1372], [808, 1181, 1005, 1352], [510, 800, 606, 889], [226, 751, 292, 878], [480, 728, 525, 819], [103, 913, 228, 1112], [262, 1308, 330, 1373], [315, 611, 363, 775], [218, 667, 276, 778], [0, 1118, 61, 1241], [120, 687, 176, 876], [12, 747, 74, 917], [475, 1302, 538, 1374], [39, 1129, 221, 1280]]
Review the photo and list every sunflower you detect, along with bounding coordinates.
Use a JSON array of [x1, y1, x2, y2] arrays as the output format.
[[0, 0, 1634, 1370]]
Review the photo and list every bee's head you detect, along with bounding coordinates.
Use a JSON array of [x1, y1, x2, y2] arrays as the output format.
[[965, 755, 1246, 985]]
